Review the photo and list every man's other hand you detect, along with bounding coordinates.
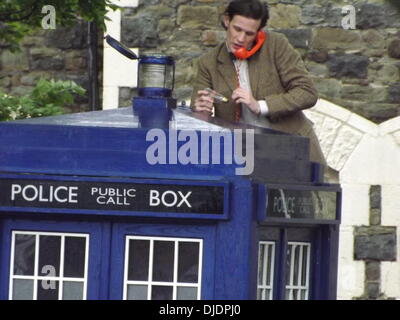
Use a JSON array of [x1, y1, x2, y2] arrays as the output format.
[[232, 87, 260, 115], [193, 90, 214, 114]]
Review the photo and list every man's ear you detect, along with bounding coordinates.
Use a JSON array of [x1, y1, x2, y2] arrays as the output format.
[[223, 15, 230, 29]]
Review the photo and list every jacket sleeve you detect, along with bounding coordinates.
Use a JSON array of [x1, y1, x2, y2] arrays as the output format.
[[264, 34, 318, 122], [190, 56, 213, 109]]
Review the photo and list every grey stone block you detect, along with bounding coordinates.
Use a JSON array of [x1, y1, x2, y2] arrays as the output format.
[[121, 13, 159, 48], [354, 227, 397, 261], [365, 261, 380, 281], [275, 29, 312, 49], [388, 39, 400, 59], [369, 209, 381, 226], [388, 85, 400, 104], [327, 54, 369, 79], [45, 24, 87, 49], [366, 282, 380, 299], [369, 185, 381, 210], [356, 4, 387, 29]]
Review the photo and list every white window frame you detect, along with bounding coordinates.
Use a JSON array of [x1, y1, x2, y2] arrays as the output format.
[[285, 241, 311, 300], [257, 241, 276, 300], [123, 235, 203, 300], [9, 231, 89, 300]]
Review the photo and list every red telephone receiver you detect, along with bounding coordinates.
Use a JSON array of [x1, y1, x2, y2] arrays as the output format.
[[233, 30, 267, 60]]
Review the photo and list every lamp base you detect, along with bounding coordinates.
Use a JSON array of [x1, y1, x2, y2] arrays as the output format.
[[133, 96, 177, 129]]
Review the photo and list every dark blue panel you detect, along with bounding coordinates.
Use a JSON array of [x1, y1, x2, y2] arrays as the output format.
[[214, 179, 257, 299], [0, 218, 109, 300], [109, 222, 216, 300], [0, 123, 242, 178]]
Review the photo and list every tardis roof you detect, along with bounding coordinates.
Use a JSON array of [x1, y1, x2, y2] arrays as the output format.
[[12, 106, 285, 135], [0, 107, 318, 184]]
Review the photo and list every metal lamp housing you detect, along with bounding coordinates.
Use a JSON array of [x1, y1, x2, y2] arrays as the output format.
[[104, 35, 176, 128], [138, 55, 175, 98]]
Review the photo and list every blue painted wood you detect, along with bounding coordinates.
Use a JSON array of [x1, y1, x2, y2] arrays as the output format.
[[256, 183, 267, 222], [0, 218, 107, 300], [327, 225, 340, 300], [0, 123, 241, 178], [276, 229, 287, 300], [0, 219, 9, 300], [0, 109, 319, 184], [109, 221, 217, 300], [0, 107, 341, 300], [213, 178, 258, 299], [97, 222, 113, 300], [311, 228, 322, 300], [248, 183, 260, 300]]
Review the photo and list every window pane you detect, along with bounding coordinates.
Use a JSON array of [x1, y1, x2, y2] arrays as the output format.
[[62, 281, 83, 300], [257, 288, 263, 300], [258, 244, 265, 286], [177, 286, 197, 300], [13, 234, 35, 276], [257, 242, 275, 300], [127, 284, 148, 300], [152, 241, 174, 282], [266, 245, 273, 285], [151, 285, 173, 300], [293, 245, 300, 286], [64, 237, 86, 278], [302, 248, 308, 286], [286, 246, 292, 286], [12, 279, 34, 300], [39, 236, 61, 277], [37, 280, 59, 300], [128, 240, 150, 281], [286, 243, 311, 300], [178, 242, 199, 283]]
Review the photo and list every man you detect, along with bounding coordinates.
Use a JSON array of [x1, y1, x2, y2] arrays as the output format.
[[190, 0, 326, 164]]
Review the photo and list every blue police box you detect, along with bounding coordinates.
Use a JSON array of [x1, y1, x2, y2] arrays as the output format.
[[0, 105, 341, 300]]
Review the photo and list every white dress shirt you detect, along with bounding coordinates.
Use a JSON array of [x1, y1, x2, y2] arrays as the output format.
[[233, 58, 271, 127]]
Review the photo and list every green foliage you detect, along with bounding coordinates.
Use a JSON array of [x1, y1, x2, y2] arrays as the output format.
[[0, 0, 120, 51], [0, 22, 32, 52], [0, 79, 86, 121]]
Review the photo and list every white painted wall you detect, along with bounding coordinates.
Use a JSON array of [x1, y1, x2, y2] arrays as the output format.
[[103, 0, 139, 110], [305, 100, 400, 300]]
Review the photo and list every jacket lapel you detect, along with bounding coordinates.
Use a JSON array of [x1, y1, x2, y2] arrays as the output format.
[[216, 45, 237, 92]]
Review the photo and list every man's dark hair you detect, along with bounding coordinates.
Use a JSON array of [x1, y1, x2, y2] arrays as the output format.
[[223, 0, 270, 30]]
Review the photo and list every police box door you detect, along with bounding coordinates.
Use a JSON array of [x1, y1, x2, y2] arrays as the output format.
[[0, 218, 108, 300], [108, 222, 215, 300], [0, 218, 215, 300], [257, 225, 338, 300]]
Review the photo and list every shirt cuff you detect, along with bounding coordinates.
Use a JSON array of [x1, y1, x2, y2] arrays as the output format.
[[258, 100, 269, 116]]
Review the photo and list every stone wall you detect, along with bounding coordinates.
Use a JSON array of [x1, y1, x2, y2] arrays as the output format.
[[120, 0, 400, 123], [0, 21, 97, 113], [2, 1, 398, 120]]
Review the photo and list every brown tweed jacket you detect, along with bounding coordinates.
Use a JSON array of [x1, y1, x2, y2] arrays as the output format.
[[190, 31, 326, 164]]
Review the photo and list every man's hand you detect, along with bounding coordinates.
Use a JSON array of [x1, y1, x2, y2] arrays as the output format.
[[193, 90, 214, 114], [232, 87, 260, 115]]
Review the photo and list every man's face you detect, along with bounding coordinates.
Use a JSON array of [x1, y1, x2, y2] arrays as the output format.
[[224, 15, 262, 53]]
